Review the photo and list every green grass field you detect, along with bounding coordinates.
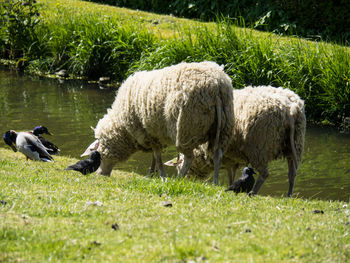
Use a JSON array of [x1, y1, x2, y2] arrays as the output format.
[[1, 1, 349, 261], [1, 148, 349, 262]]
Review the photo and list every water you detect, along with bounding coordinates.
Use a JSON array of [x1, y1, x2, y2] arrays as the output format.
[[1, 67, 349, 202]]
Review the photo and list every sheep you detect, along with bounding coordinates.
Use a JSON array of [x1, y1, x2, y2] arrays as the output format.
[[82, 61, 234, 183], [165, 85, 306, 197]]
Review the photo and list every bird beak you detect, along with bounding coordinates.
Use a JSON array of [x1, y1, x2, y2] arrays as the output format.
[[47, 131, 53, 135], [10, 144, 17, 152]]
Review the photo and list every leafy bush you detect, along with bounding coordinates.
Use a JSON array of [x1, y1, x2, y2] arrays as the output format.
[[0, 0, 41, 59], [84, 0, 350, 43]]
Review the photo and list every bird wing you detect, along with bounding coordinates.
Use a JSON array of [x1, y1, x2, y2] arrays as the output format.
[[81, 159, 96, 174], [225, 180, 242, 192], [66, 157, 100, 175], [39, 136, 60, 153], [66, 159, 91, 174], [20, 132, 53, 160], [66, 160, 86, 170]]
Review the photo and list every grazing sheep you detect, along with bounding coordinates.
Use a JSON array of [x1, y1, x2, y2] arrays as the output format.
[[83, 61, 234, 182], [166, 85, 306, 197]]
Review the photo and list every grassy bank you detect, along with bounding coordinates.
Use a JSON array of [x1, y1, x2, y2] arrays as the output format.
[[0, 148, 349, 262], [1, 0, 350, 124]]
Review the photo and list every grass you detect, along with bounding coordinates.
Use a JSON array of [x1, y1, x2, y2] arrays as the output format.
[[0, 147, 349, 262]]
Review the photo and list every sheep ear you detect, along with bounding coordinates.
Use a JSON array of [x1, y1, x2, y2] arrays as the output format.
[[81, 140, 99, 157], [164, 157, 182, 167]]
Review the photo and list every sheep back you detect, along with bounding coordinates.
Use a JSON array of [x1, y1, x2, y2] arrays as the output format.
[[182, 85, 306, 178], [95, 61, 234, 163], [228, 85, 305, 171]]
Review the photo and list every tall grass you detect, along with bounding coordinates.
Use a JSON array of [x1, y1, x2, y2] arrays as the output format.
[[132, 20, 350, 122], [33, 11, 156, 80], [1, 0, 350, 124]]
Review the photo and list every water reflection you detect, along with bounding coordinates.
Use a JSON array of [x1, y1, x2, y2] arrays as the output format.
[[0, 67, 349, 201], [0, 67, 115, 158]]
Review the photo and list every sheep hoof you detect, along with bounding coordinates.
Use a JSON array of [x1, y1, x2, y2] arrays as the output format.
[[248, 191, 256, 197], [148, 168, 156, 176]]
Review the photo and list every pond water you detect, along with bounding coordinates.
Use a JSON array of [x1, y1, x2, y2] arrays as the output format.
[[1, 67, 349, 202]]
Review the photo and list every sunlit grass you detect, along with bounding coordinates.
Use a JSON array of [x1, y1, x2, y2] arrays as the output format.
[[0, 147, 349, 262], [32, 0, 350, 124]]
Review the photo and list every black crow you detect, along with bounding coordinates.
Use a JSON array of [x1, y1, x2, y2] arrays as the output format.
[[66, 151, 101, 175], [225, 167, 256, 193]]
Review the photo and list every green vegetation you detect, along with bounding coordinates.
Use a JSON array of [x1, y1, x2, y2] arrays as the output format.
[[0, 0, 349, 124], [86, 0, 350, 43], [0, 0, 40, 59], [0, 147, 349, 262]]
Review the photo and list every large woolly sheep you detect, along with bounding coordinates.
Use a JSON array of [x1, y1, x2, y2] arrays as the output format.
[[83, 61, 234, 183], [166, 85, 306, 197]]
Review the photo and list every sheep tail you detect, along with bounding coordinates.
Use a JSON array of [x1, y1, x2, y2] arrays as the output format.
[[289, 103, 306, 170], [212, 97, 223, 184], [292, 103, 306, 169], [214, 96, 222, 154], [215, 81, 234, 155], [289, 114, 298, 170]]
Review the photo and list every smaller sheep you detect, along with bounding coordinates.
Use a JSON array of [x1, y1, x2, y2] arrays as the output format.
[[166, 85, 306, 197], [82, 61, 234, 182]]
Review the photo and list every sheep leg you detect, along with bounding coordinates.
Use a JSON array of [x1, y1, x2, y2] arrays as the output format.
[[213, 148, 223, 184], [227, 164, 238, 186], [227, 168, 234, 186], [96, 159, 115, 177], [178, 153, 193, 177], [249, 168, 269, 196], [287, 158, 297, 197], [154, 150, 166, 178], [149, 153, 156, 175]]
